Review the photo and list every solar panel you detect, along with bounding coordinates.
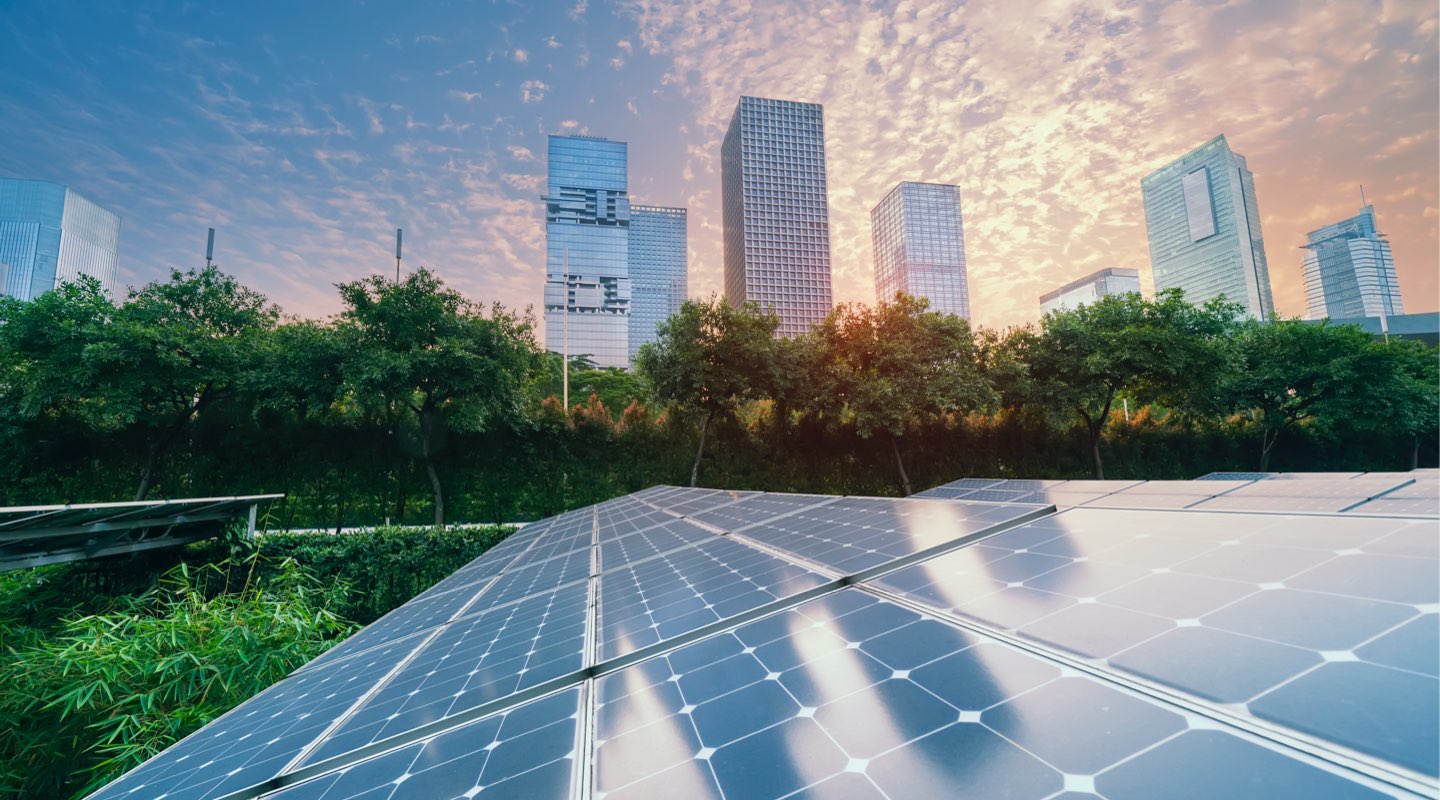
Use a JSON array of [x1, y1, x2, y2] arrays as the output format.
[[685, 492, 837, 532], [596, 535, 830, 660], [736, 497, 1048, 575], [1197, 471, 1276, 480], [262, 686, 581, 800], [298, 581, 589, 765], [1191, 477, 1414, 513], [873, 507, 1440, 779], [589, 589, 1393, 799], [94, 482, 1439, 800]]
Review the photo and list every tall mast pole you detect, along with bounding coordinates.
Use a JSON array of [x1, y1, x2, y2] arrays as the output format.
[[395, 228, 403, 282], [562, 248, 570, 411]]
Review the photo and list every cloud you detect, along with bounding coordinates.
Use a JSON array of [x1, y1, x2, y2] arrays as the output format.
[[545, 35, 562, 49], [617, 39, 633, 54], [513, 48, 529, 64], [354, 96, 385, 135], [507, 144, 536, 161], [623, 0, 1440, 329], [609, 57, 625, 70], [568, 0, 588, 21], [449, 90, 484, 104], [520, 79, 549, 104]]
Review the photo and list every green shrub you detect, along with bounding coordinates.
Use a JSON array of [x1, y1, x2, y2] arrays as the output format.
[[0, 557, 357, 799], [251, 524, 515, 623]]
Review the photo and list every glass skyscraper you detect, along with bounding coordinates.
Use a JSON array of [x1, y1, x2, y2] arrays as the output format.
[[721, 96, 833, 337], [1039, 267, 1142, 315], [542, 136, 631, 369], [628, 205, 687, 361], [870, 181, 970, 319], [1301, 204, 1403, 320], [1141, 135, 1274, 318], [0, 178, 120, 301]]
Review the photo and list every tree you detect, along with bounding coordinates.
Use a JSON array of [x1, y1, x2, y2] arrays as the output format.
[[805, 294, 993, 495], [1016, 290, 1241, 479], [0, 269, 278, 500], [1216, 318, 1406, 471], [335, 270, 539, 525], [635, 296, 780, 487]]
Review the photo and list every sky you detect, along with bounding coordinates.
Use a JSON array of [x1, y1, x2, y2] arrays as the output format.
[[1, 0, 1435, 334]]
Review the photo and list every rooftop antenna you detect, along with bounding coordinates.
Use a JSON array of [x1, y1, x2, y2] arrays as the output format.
[[205, 228, 215, 268], [395, 228, 403, 282], [1360, 184, 1368, 209]]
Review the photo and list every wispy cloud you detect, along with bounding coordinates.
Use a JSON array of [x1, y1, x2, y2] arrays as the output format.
[[520, 79, 549, 104], [625, 0, 1440, 328]]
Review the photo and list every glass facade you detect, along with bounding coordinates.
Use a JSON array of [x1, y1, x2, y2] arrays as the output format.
[[1141, 135, 1275, 318], [542, 136, 631, 369], [870, 181, 970, 319], [721, 96, 833, 337], [1301, 204, 1403, 320], [0, 178, 119, 300], [628, 205, 687, 361], [1039, 267, 1143, 315]]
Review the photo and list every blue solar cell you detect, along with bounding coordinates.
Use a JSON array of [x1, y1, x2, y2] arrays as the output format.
[[263, 687, 580, 800], [597, 518, 714, 570], [589, 589, 1383, 800], [873, 507, 1440, 778], [738, 497, 1044, 574], [686, 492, 836, 532], [1250, 661, 1439, 777], [300, 581, 588, 765], [596, 535, 829, 659], [1095, 730, 1390, 800]]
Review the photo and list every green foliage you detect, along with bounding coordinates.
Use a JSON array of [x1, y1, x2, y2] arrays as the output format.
[[1214, 318, 1424, 470], [0, 557, 355, 799], [0, 524, 508, 798], [248, 525, 515, 624], [636, 296, 782, 486], [335, 270, 542, 524], [1014, 290, 1243, 478], [805, 294, 994, 494]]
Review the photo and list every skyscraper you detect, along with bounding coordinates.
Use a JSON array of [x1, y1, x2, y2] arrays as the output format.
[[1140, 135, 1274, 318], [721, 96, 833, 337], [870, 181, 970, 319], [1039, 267, 1143, 315], [628, 205, 687, 361], [0, 178, 120, 301], [542, 136, 631, 369], [1301, 203, 1403, 320]]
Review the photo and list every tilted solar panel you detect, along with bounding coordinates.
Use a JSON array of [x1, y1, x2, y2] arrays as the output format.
[[92, 480, 1438, 800]]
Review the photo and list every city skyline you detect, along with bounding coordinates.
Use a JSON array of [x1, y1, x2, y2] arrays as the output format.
[[0, 1, 1435, 333]]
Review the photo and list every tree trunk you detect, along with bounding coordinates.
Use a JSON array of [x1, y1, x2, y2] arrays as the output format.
[[134, 441, 161, 501], [690, 410, 713, 488], [1089, 429, 1105, 480], [1258, 428, 1279, 472], [1412, 434, 1420, 471], [424, 456, 444, 527], [890, 435, 913, 496]]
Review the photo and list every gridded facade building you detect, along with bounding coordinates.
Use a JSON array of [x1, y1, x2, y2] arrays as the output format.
[[871, 182, 970, 319], [1141, 135, 1274, 318], [542, 136, 631, 369], [1039, 267, 1142, 315], [627, 205, 687, 361], [0, 178, 120, 301], [722, 96, 833, 337], [1301, 204, 1403, 320]]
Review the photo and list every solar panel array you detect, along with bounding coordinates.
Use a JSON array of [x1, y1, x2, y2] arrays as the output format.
[[93, 474, 1438, 800]]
